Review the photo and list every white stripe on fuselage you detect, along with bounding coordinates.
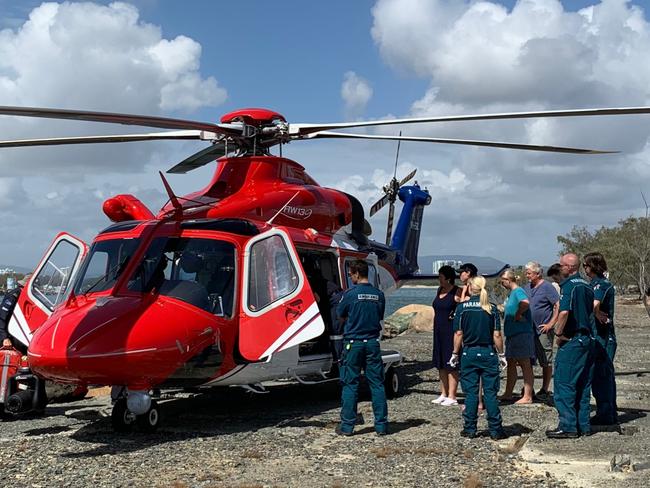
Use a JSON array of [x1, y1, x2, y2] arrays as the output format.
[[7, 305, 33, 347], [259, 302, 324, 359]]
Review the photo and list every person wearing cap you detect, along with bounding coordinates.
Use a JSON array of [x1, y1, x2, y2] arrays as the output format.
[[449, 276, 507, 440], [457, 263, 478, 303], [546, 253, 595, 439], [583, 252, 618, 426], [335, 259, 388, 436]]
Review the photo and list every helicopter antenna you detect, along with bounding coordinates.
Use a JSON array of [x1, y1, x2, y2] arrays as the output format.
[[159, 171, 183, 218], [393, 132, 401, 179], [267, 191, 300, 225], [368, 132, 417, 245]]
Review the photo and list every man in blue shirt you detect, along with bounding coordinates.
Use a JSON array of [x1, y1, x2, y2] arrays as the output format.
[[546, 253, 595, 439], [583, 252, 618, 425], [335, 259, 387, 436], [524, 261, 559, 400]]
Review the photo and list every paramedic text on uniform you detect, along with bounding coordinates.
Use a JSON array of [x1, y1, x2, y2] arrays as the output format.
[[450, 276, 507, 440]]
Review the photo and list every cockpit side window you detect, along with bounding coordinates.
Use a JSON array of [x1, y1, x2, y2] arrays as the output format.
[[32, 240, 81, 310], [247, 235, 299, 312], [128, 237, 236, 316], [344, 261, 378, 289]]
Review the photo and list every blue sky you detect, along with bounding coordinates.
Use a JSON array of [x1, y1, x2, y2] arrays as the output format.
[[0, 0, 650, 269]]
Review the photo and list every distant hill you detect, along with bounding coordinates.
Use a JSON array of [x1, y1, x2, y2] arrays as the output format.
[[0, 264, 33, 274], [417, 255, 509, 276]]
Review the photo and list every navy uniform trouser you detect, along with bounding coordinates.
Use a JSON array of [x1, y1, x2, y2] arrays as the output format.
[[459, 346, 503, 435], [339, 338, 388, 434], [554, 334, 595, 433], [592, 334, 618, 423]]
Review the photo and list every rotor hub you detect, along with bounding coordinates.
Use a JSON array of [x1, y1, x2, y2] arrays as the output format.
[[220, 108, 286, 126]]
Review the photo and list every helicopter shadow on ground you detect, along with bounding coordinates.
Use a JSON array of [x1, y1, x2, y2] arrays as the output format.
[[396, 358, 434, 394], [62, 382, 347, 458]]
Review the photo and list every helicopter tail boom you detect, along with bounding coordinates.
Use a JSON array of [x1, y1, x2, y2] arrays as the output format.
[[391, 184, 431, 275]]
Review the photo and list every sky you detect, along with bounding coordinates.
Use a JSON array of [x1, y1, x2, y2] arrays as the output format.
[[0, 0, 649, 270]]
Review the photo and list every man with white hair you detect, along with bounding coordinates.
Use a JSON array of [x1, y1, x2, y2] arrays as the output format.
[[524, 261, 559, 401]]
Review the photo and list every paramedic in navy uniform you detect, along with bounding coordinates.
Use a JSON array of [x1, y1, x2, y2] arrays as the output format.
[[335, 259, 388, 436], [583, 252, 618, 425], [449, 276, 507, 440], [546, 253, 595, 439]]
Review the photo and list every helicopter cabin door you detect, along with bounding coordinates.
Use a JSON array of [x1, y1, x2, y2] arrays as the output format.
[[239, 227, 324, 361], [8, 232, 88, 347]]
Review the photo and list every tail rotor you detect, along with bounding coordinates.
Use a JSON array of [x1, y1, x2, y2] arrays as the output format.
[[368, 133, 417, 245]]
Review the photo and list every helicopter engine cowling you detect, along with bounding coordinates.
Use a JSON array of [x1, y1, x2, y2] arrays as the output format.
[[158, 157, 356, 236], [103, 194, 155, 222]]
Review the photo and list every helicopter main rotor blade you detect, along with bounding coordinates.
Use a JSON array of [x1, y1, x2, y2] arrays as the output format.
[[307, 131, 617, 154], [0, 130, 221, 148], [291, 106, 650, 136], [369, 194, 390, 217], [166, 141, 227, 174], [399, 168, 417, 187], [0, 105, 243, 134]]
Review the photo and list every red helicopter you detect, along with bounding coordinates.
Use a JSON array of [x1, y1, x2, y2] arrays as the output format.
[[0, 104, 648, 431]]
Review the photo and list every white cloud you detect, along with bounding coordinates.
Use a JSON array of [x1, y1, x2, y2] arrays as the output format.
[[341, 71, 373, 119], [0, 2, 226, 266], [369, 0, 650, 264], [0, 2, 226, 143]]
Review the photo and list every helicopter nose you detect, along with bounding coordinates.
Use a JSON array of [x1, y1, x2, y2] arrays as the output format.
[[28, 295, 148, 383], [27, 294, 211, 387]]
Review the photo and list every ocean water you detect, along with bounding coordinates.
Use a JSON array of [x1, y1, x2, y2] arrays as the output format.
[[385, 286, 437, 316]]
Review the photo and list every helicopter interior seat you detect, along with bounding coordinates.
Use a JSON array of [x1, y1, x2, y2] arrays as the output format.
[[205, 255, 235, 316], [157, 252, 211, 312]]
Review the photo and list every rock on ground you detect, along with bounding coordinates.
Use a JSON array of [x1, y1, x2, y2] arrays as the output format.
[[385, 304, 432, 335]]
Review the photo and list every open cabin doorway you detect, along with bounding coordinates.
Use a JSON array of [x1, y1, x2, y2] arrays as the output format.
[[296, 249, 341, 357]]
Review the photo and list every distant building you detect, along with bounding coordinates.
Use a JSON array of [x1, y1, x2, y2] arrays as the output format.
[[432, 260, 463, 274], [0, 268, 15, 275]]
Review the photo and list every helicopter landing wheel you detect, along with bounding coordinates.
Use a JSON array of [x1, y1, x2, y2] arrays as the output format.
[[384, 366, 403, 399], [111, 398, 136, 433], [136, 400, 161, 433]]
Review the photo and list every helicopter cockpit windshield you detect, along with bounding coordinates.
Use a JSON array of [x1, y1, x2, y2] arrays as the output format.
[[73, 238, 141, 295], [127, 237, 236, 317]]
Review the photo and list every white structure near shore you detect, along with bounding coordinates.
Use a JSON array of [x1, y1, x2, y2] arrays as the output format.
[[432, 260, 463, 274]]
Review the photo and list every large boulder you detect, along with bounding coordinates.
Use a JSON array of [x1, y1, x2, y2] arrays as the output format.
[[384, 304, 433, 337]]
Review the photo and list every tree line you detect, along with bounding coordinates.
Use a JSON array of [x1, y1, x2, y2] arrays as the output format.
[[557, 214, 650, 315]]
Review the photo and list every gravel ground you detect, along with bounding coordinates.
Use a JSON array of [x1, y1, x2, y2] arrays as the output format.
[[0, 298, 648, 488]]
